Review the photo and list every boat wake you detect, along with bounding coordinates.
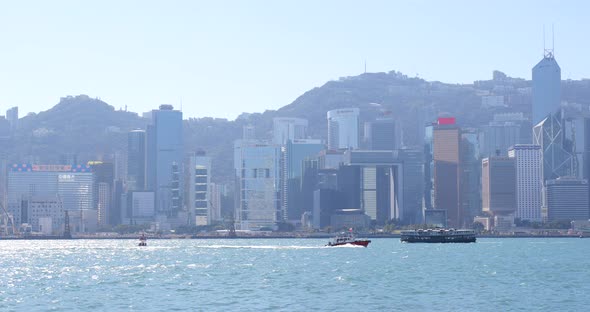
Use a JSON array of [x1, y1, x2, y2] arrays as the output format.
[[326, 243, 365, 248], [196, 245, 326, 250]]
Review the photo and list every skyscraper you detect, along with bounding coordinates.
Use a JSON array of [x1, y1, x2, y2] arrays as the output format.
[[7, 164, 94, 231], [127, 130, 146, 191], [146, 105, 183, 215], [532, 51, 561, 126], [461, 128, 482, 222], [508, 144, 543, 222], [234, 140, 281, 230], [6, 106, 18, 132], [327, 108, 359, 150], [481, 157, 516, 216], [341, 149, 423, 225], [89, 161, 114, 227], [364, 117, 399, 151], [480, 122, 522, 157], [432, 117, 463, 227], [398, 149, 425, 224], [272, 117, 308, 145], [187, 151, 212, 225], [546, 177, 589, 222], [533, 109, 575, 183], [281, 139, 323, 222]]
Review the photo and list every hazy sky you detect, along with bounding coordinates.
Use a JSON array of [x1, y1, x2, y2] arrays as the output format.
[[0, 0, 588, 120]]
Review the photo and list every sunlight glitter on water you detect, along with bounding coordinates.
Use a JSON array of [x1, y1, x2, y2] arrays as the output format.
[[0, 238, 589, 311]]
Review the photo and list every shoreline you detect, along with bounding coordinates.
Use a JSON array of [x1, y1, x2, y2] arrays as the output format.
[[0, 234, 586, 240]]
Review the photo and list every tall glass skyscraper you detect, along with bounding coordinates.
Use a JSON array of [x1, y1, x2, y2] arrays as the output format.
[[532, 52, 561, 126], [327, 108, 359, 150], [272, 117, 308, 145], [127, 129, 146, 191], [146, 105, 183, 214], [234, 140, 281, 230], [282, 139, 324, 222]]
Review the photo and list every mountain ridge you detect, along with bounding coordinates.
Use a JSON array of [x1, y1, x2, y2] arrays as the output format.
[[3, 70, 590, 183]]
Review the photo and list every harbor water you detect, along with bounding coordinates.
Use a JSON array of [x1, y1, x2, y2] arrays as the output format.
[[0, 238, 588, 311]]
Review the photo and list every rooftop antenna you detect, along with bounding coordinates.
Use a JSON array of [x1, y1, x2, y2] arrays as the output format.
[[364, 60, 367, 74], [543, 24, 555, 59], [552, 23, 555, 57], [543, 24, 545, 57]]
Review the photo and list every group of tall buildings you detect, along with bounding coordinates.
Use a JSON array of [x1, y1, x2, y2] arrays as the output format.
[[474, 50, 590, 230], [2, 48, 590, 235], [234, 109, 424, 231], [233, 50, 590, 232], [1, 104, 223, 235]]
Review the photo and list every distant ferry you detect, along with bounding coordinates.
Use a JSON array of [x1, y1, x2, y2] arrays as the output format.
[[400, 229, 476, 243]]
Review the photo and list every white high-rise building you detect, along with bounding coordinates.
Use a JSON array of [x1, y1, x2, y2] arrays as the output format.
[[234, 140, 280, 230], [327, 108, 359, 150], [508, 144, 543, 221], [272, 117, 308, 145], [187, 152, 212, 226]]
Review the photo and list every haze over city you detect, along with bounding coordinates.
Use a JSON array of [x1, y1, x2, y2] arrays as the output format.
[[1, 0, 590, 119], [3, 2, 590, 311]]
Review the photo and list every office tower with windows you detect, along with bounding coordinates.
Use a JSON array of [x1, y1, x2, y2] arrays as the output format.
[[146, 105, 183, 214], [546, 177, 589, 222], [187, 151, 212, 225], [273, 117, 308, 145], [508, 144, 543, 221], [532, 50, 561, 126], [127, 129, 146, 191], [432, 117, 463, 227], [234, 140, 281, 230], [281, 139, 323, 223], [327, 108, 359, 150]]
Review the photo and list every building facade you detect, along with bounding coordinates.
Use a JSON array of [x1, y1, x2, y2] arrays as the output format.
[[432, 118, 463, 227], [272, 117, 308, 145], [364, 117, 398, 151], [532, 52, 561, 126], [7, 164, 94, 231], [127, 129, 146, 191], [508, 144, 543, 221], [281, 139, 324, 223], [146, 105, 183, 215], [234, 140, 281, 230], [481, 157, 516, 215], [533, 109, 575, 183], [28, 196, 64, 235], [545, 177, 589, 222], [187, 152, 212, 225], [327, 108, 359, 150]]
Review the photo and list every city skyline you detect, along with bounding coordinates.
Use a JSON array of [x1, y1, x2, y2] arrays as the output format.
[[1, 1, 590, 120]]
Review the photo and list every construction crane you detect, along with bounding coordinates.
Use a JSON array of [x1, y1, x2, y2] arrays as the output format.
[[0, 201, 17, 236]]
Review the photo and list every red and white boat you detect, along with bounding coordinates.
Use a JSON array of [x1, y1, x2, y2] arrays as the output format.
[[326, 231, 371, 247]]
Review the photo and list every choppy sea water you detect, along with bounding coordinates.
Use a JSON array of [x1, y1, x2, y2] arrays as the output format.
[[0, 238, 589, 311]]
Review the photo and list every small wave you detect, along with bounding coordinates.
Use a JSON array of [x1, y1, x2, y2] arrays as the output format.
[[186, 263, 211, 268]]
